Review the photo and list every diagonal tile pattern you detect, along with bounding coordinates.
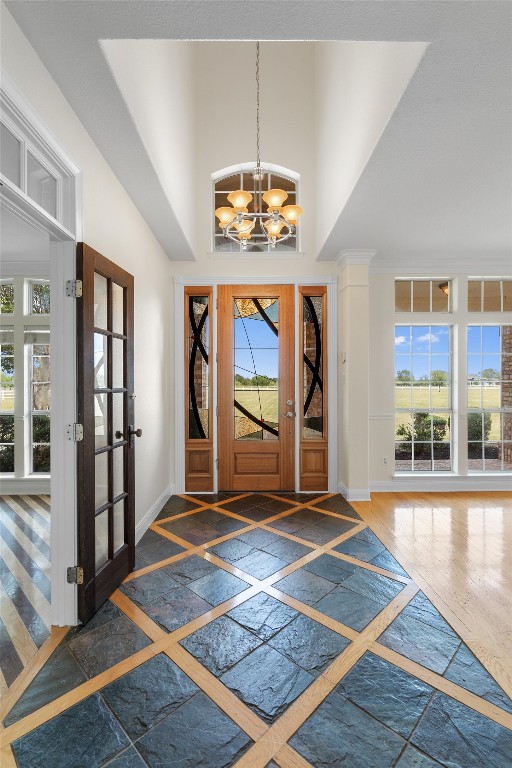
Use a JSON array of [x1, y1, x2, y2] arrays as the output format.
[[3, 492, 511, 768]]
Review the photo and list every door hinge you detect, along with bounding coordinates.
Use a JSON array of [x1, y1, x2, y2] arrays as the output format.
[[66, 279, 83, 298], [66, 423, 84, 442], [67, 566, 84, 585]]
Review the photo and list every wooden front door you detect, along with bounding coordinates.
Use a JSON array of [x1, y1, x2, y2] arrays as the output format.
[[218, 285, 295, 491], [76, 244, 137, 623]]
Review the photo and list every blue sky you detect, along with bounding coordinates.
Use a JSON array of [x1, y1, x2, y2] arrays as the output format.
[[235, 315, 278, 379]]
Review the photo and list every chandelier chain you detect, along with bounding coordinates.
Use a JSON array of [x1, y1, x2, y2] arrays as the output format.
[[256, 41, 260, 171]]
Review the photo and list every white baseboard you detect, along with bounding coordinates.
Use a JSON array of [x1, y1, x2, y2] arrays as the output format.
[[337, 483, 371, 502], [370, 476, 512, 493], [135, 484, 175, 543], [0, 478, 51, 495]]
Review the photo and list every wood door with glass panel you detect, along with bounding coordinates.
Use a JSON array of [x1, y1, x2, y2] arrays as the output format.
[[76, 244, 137, 623], [218, 285, 295, 491]]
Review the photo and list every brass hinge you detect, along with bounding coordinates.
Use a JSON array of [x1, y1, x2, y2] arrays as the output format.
[[67, 566, 84, 585], [65, 279, 83, 298]]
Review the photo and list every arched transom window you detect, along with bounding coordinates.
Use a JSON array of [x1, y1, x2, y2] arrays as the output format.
[[213, 163, 299, 253]]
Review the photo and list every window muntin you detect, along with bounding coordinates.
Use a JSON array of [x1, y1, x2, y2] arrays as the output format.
[[395, 280, 450, 313], [467, 325, 512, 471], [213, 168, 298, 253], [395, 325, 452, 471], [468, 280, 512, 312]]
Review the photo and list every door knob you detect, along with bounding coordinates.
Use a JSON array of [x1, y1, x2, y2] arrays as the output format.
[[128, 425, 142, 447]]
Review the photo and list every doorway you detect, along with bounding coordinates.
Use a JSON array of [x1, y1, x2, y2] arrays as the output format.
[[182, 280, 333, 494]]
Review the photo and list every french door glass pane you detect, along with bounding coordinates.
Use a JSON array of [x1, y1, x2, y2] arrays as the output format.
[[233, 297, 279, 441], [112, 337, 124, 389], [112, 393, 125, 440], [95, 451, 109, 508], [94, 273, 108, 330], [95, 510, 109, 570], [94, 394, 108, 449], [112, 282, 124, 335], [113, 501, 125, 554], [113, 445, 124, 499], [94, 334, 107, 388]]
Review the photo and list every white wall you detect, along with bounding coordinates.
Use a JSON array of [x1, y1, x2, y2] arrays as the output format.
[[1, 5, 173, 524]]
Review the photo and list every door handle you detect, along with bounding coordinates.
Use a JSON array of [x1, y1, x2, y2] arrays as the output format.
[[128, 425, 142, 447]]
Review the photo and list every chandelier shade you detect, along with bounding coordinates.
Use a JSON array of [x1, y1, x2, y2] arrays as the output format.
[[215, 42, 304, 250]]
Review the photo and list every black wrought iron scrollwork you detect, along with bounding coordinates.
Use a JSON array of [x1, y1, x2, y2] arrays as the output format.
[[303, 295, 323, 431], [189, 297, 208, 439]]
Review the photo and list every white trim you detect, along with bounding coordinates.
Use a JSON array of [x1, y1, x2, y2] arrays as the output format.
[[50, 241, 78, 627], [327, 281, 338, 494], [0, 261, 50, 278], [370, 477, 512, 492], [173, 275, 336, 286], [135, 484, 175, 543], [0, 478, 50, 494], [372, 256, 512, 274], [338, 482, 371, 501], [1, 180, 75, 242], [174, 281, 185, 494], [211, 161, 300, 182], [336, 250, 377, 269], [208, 251, 305, 260]]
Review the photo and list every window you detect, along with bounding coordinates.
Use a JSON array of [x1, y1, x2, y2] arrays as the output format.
[[467, 325, 512, 471], [213, 165, 299, 253], [0, 278, 50, 478], [395, 279, 450, 312], [468, 279, 512, 312], [395, 325, 452, 471]]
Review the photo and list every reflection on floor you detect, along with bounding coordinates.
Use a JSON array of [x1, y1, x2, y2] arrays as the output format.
[[2, 492, 512, 767], [0, 495, 51, 692]]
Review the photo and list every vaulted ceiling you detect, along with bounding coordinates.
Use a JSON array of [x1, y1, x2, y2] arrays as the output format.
[[5, 1, 512, 269]]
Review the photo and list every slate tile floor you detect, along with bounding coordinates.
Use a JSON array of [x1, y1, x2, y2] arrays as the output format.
[[3, 492, 512, 768]]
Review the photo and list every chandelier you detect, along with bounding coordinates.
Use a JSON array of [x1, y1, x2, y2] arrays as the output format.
[[215, 42, 303, 249]]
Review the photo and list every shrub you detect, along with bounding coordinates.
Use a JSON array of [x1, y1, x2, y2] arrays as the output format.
[[467, 412, 492, 441], [396, 412, 449, 442]]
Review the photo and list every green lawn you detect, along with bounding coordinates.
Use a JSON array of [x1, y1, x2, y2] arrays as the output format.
[[235, 389, 279, 423]]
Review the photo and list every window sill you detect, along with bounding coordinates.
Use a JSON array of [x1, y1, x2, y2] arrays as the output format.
[[208, 251, 305, 260]]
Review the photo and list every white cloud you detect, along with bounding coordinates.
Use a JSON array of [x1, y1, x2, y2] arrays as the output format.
[[417, 332, 439, 343], [395, 335, 407, 346]]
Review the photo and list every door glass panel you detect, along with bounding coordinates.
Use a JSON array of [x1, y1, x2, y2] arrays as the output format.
[[95, 450, 109, 508], [113, 500, 124, 554], [27, 151, 57, 218], [303, 296, 323, 438], [112, 337, 124, 390], [112, 393, 125, 439], [112, 282, 124, 335], [233, 297, 279, 440], [94, 273, 108, 330], [95, 509, 109, 570], [113, 445, 124, 499], [33, 383, 50, 411], [94, 393, 108, 449], [188, 296, 209, 439], [94, 333, 107, 388]]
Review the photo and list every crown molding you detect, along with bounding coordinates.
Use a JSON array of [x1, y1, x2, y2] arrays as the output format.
[[336, 250, 377, 270], [370, 253, 512, 275]]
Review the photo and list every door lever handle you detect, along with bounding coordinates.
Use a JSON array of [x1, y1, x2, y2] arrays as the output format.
[[128, 425, 142, 447]]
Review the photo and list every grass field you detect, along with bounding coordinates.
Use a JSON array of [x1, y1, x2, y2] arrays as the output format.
[[235, 389, 278, 423]]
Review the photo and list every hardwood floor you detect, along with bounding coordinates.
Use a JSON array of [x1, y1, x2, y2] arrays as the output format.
[[352, 491, 512, 698]]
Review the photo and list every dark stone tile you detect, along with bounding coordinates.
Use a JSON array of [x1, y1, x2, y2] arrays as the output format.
[[340, 568, 405, 606], [190, 509, 242, 529], [412, 692, 512, 768], [135, 529, 186, 564], [232, 549, 288, 579], [11, 693, 130, 768], [273, 568, 336, 605], [159, 518, 219, 546], [119, 569, 181, 608], [261, 536, 313, 564], [444, 643, 512, 714], [334, 652, 433, 738], [310, 494, 362, 519], [180, 616, 262, 676], [208, 538, 254, 563], [257, 498, 298, 514], [101, 654, 198, 739], [314, 585, 385, 631], [188, 569, 250, 606], [395, 747, 444, 767], [64, 599, 123, 644], [235, 505, 276, 522], [400, 592, 458, 637], [67, 614, 151, 678], [143, 586, 212, 633], [265, 763, 280, 768], [245, 493, 282, 507], [378, 613, 461, 674], [303, 553, 356, 583], [4, 644, 87, 726], [154, 496, 202, 520], [293, 523, 345, 545], [267, 513, 311, 534], [271, 492, 319, 502], [371, 550, 410, 578], [333, 534, 386, 562], [220, 645, 313, 723], [237, 528, 284, 550], [162, 554, 218, 585], [133, 552, 150, 572], [227, 592, 299, 640], [136, 691, 251, 767], [269, 615, 350, 675], [290, 690, 405, 767], [106, 746, 148, 767], [193, 492, 239, 504], [220, 496, 263, 514], [212, 517, 249, 536]]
